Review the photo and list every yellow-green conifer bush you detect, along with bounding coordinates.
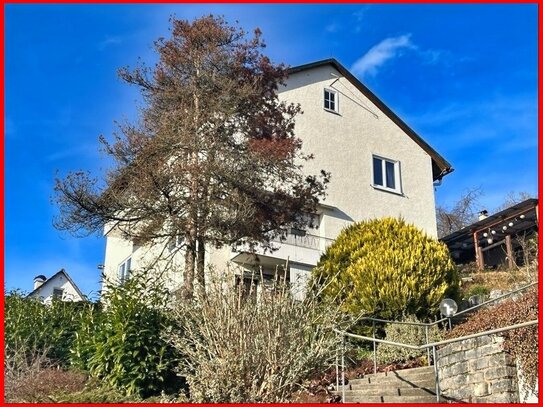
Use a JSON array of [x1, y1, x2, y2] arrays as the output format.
[[313, 218, 458, 320]]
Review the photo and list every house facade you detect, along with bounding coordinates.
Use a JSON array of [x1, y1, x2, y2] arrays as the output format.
[[27, 269, 86, 304], [102, 59, 453, 298]]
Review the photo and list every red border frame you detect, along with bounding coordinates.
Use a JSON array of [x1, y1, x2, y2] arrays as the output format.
[[1, 2, 540, 406]]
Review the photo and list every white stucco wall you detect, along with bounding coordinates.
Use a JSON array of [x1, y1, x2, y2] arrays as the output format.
[[289, 264, 313, 301], [102, 228, 184, 294], [279, 65, 438, 238], [29, 273, 84, 304]]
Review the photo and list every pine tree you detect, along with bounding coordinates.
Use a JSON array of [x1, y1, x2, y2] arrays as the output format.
[[55, 16, 329, 298]]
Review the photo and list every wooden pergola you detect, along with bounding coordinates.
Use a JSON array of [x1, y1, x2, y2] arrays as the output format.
[[441, 199, 539, 270]]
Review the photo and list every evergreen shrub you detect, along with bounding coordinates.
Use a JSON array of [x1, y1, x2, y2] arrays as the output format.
[[376, 315, 444, 365], [313, 218, 459, 320], [70, 272, 180, 397], [4, 291, 89, 367]]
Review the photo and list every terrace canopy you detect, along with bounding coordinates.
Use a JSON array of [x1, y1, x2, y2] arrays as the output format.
[[440, 198, 538, 270]]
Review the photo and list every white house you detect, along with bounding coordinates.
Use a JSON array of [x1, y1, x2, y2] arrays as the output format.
[[27, 269, 86, 304], [102, 58, 453, 298]]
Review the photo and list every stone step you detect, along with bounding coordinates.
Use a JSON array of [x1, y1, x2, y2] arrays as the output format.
[[340, 394, 440, 403], [355, 366, 435, 379], [334, 366, 442, 403], [353, 374, 436, 386], [337, 386, 437, 397], [347, 372, 436, 386], [337, 379, 436, 392]]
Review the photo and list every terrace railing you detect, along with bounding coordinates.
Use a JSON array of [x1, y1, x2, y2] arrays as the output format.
[[272, 232, 335, 251]]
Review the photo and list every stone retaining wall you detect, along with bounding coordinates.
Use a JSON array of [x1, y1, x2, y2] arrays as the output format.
[[437, 335, 519, 403]]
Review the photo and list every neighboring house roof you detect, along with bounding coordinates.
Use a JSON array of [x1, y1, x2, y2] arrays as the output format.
[[27, 268, 86, 301], [288, 58, 454, 181]]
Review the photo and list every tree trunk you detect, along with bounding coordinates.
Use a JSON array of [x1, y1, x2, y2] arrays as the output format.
[[184, 59, 202, 301], [196, 236, 206, 297], [181, 230, 196, 300]]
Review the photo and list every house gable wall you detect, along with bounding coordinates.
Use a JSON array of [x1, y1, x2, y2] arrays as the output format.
[[278, 65, 438, 237], [29, 273, 84, 304]]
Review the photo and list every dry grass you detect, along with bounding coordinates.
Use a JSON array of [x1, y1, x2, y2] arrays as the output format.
[[469, 270, 532, 291], [459, 265, 535, 298], [5, 361, 87, 403]]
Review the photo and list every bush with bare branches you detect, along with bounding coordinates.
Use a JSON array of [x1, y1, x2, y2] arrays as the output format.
[[166, 269, 347, 402]]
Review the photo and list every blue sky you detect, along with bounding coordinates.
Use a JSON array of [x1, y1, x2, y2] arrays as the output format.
[[5, 4, 538, 296]]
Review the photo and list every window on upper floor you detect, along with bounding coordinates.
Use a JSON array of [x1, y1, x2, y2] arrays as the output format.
[[118, 256, 132, 284], [324, 88, 338, 113], [372, 155, 402, 194]]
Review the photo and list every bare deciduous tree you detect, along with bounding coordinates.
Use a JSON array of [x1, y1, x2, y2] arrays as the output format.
[[54, 16, 329, 298], [436, 187, 483, 238], [495, 191, 535, 212]]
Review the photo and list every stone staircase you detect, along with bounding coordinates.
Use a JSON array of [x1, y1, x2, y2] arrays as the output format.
[[335, 366, 444, 403]]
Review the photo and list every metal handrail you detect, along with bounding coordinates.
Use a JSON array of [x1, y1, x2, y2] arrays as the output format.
[[357, 281, 537, 328], [334, 320, 539, 403], [333, 320, 538, 350], [272, 231, 335, 251], [440, 281, 537, 322]]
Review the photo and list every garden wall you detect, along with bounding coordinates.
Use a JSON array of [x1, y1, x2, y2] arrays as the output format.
[[437, 335, 520, 403]]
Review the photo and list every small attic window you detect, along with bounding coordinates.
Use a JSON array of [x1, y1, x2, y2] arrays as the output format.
[[52, 288, 64, 299], [324, 88, 338, 113]]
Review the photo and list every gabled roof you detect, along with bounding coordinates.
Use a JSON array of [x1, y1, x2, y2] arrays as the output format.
[[27, 268, 86, 301], [288, 58, 453, 181]]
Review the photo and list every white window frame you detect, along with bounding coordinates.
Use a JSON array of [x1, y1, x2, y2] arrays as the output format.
[[372, 155, 402, 195], [118, 256, 132, 284], [323, 88, 338, 113]]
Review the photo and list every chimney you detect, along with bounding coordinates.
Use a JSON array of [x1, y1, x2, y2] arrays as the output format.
[[33, 275, 46, 290], [478, 210, 489, 221]]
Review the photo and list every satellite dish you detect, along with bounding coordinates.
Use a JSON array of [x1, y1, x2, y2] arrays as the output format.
[[439, 298, 458, 317]]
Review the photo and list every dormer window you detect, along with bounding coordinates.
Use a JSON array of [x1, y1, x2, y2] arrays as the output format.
[[324, 88, 338, 113]]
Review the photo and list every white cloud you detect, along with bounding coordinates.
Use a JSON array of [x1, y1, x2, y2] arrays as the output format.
[[98, 35, 123, 51], [352, 6, 370, 33], [351, 34, 415, 78], [325, 22, 338, 33]]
